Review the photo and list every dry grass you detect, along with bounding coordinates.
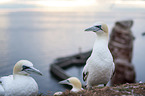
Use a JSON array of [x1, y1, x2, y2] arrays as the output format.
[[39, 83, 145, 96]]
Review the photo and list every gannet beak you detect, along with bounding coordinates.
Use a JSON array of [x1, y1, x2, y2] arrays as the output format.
[[25, 67, 43, 76], [85, 25, 102, 32], [59, 80, 70, 85]]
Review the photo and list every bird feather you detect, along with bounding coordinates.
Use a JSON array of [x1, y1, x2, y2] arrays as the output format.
[[83, 71, 88, 81]]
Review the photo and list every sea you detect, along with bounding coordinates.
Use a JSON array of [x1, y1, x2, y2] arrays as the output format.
[[0, 1, 145, 95]]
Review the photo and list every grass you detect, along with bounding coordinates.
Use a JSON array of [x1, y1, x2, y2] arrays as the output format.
[[38, 83, 145, 96]]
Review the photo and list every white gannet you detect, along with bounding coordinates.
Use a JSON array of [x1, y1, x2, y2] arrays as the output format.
[[0, 60, 42, 96], [59, 77, 83, 92], [82, 23, 115, 88]]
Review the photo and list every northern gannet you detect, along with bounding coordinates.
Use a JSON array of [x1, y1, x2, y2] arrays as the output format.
[[0, 60, 42, 96], [59, 77, 83, 92], [83, 23, 115, 88]]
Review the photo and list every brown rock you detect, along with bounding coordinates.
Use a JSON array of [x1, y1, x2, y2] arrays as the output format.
[[109, 20, 136, 85]]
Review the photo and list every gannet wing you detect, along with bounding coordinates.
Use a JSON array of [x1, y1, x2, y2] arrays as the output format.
[[82, 64, 89, 82], [83, 71, 88, 81], [0, 78, 5, 96]]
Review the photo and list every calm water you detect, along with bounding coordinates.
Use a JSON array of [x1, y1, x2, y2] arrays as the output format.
[[0, 9, 145, 95]]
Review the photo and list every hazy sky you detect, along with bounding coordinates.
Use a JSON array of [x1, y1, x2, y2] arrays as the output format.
[[0, 0, 39, 9], [0, 0, 99, 12], [0, 0, 145, 11], [0, 0, 97, 8]]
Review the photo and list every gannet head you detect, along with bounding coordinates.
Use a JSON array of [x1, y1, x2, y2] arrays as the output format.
[[59, 77, 82, 92], [85, 23, 108, 36], [13, 60, 42, 76]]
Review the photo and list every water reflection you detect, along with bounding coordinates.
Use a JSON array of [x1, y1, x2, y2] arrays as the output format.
[[0, 12, 12, 75]]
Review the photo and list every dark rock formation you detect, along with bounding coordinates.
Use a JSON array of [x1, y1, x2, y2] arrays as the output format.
[[109, 20, 136, 85], [50, 51, 91, 80]]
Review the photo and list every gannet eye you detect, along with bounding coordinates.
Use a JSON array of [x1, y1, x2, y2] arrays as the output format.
[[95, 25, 102, 30], [67, 80, 70, 83], [22, 65, 30, 71]]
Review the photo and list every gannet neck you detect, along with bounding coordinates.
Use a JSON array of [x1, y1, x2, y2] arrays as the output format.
[[71, 87, 82, 92], [71, 78, 82, 92], [96, 33, 108, 40], [91, 34, 109, 56], [13, 62, 22, 75], [101, 23, 108, 35], [72, 83, 82, 91], [94, 35, 108, 47]]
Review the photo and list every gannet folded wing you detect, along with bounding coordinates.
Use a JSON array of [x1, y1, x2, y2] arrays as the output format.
[[83, 64, 89, 82]]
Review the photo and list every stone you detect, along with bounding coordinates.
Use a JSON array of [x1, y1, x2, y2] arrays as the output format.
[[109, 20, 136, 85]]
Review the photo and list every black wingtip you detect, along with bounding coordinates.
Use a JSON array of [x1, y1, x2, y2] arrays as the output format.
[[83, 72, 88, 81]]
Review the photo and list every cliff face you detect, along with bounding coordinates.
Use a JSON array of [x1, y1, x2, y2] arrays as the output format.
[[108, 20, 136, 85]]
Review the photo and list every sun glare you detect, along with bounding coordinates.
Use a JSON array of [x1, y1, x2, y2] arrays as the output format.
[[35, 0, 96, 7], [0, 0, 97, 12], [0, 0, 12, 3]]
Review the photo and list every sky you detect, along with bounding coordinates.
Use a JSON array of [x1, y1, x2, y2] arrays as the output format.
[[0, 0, 145, 12], [0, 0, 96, 9], [0, 0, 98, 12]]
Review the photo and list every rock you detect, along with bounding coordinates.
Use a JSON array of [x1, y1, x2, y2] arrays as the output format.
[[109, 20, 136, 85]]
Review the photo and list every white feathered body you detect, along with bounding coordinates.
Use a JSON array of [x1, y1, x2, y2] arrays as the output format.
[[83, 36, 114, 88], [0, 75, 38, 96]]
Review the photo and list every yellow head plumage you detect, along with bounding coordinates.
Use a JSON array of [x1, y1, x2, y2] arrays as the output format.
[[68, 77, 82, 89], [85, 22, 109, 36], [59, 77, 83, 92], [13, 60, 42, 76], [101, 23, 108, 34]]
